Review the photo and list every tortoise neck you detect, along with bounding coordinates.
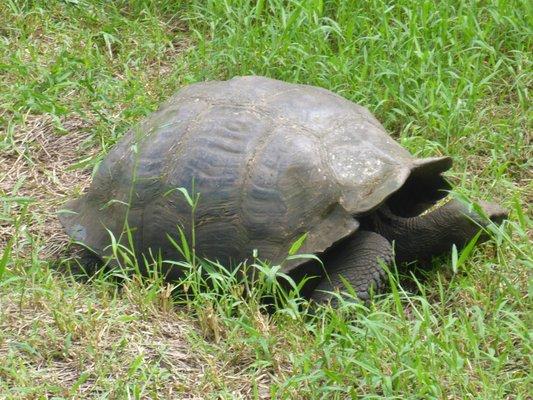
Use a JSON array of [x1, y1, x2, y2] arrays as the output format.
[[369, 204, 462, 263]]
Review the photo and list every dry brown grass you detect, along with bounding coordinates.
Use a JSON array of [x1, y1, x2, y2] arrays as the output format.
[[0, 114, 98, 257], [0, 279, 273, 398]]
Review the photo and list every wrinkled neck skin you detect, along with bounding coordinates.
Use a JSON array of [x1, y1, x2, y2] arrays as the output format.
[[362, 201, 489, 264]]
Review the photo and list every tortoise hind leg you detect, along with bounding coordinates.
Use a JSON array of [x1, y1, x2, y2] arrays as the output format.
[[311, 231, 393, 304]]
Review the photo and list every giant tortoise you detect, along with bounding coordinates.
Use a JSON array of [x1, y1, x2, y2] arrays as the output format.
[[59, 76, 507, 302]]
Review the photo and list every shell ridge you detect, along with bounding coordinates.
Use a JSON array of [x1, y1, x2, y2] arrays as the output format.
[[143, 100, 216, 256], [237, 117, 280, 233], [160, 101, 213, 182]]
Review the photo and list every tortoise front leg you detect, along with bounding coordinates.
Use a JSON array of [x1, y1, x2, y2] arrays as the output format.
[[310, 231, 393, 304]]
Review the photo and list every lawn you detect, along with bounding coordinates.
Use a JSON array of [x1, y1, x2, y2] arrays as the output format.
[[0, 0, 531, 398]]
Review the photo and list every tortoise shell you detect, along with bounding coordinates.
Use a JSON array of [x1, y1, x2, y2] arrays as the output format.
[[59, 76, 451, 273]]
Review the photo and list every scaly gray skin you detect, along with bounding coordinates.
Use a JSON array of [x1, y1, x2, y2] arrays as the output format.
[[369, 199, 508, 264], [300, 199, 507, 304], [310, 231, 392, 304]]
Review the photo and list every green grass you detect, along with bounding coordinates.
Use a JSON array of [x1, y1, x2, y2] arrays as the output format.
[[0, 0, 531, 398]]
